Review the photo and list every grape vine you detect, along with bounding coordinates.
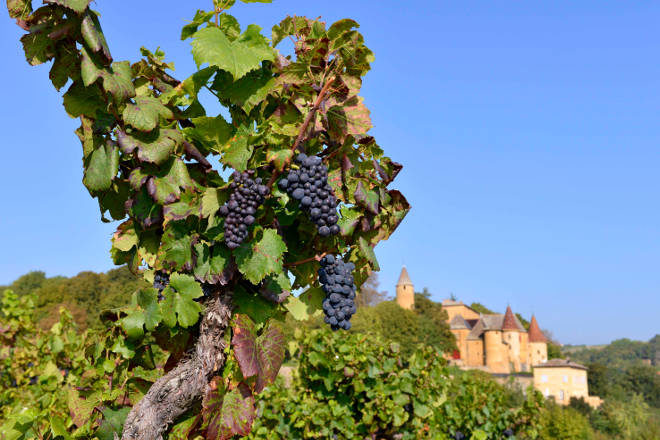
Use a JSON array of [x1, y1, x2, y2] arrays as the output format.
[[5, 0, 410, 437]]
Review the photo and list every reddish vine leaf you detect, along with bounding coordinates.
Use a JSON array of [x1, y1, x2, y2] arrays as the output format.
[[354, 181, 379, 214], [232, 314, 286, 392], [123, 96, 174, 132], [204, 383, 255, 440], [7, 0, 32, 19]]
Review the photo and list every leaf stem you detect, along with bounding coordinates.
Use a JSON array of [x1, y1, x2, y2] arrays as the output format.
[[267, 77, 336, 189], [285, 252, 327, 267]]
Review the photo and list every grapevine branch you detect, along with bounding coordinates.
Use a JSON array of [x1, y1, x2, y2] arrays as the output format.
[[267, 76, 336, 189], [121, 292, 233, 440], [284, 252, 327, 267]]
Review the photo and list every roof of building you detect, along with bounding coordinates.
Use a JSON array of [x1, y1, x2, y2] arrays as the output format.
[[396, 266, 413, 286], [528, 315, 547, 343], [534, 359, 587, 370], [502, 306, 518, 330], [465, 312, 526, 340], [441, 299, 463, 306], [467, 319, 486, 340], [449, 315, 472, 330]]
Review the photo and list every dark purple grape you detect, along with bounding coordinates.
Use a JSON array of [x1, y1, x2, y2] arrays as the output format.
[[217, 172, 268, 249]]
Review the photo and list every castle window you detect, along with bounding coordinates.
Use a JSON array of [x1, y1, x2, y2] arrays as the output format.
[[544, 388, 549, 397], [541, 375, 548, 383], [559, 390, 565, 401], [563, 375, 568, 383]]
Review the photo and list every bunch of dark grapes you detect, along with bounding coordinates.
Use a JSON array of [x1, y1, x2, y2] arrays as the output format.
[[453, 432, 465, 440], [219, 170, 269, 249], [503, 428, 515, 438], [153, 271, 170, 301], [319, 255, 356, 330], [278, 154, 339, 237]]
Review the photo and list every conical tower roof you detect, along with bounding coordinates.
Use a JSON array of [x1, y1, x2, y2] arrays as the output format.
[[396, 266, 413, 286], [528, 315, 547, 342], [502, 305, 519, 331]]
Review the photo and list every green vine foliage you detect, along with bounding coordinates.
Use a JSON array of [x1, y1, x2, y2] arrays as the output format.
[[249, 329, 545, 439], [5, 0, 409, 438]]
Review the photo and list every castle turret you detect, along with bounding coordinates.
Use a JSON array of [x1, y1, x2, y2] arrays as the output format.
[[396, 266, 414, 310], [502, 306, 522, 372], [528, 315, 548, 366]]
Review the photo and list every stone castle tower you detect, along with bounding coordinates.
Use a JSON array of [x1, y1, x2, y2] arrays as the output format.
[[396, 266, 414, 310]]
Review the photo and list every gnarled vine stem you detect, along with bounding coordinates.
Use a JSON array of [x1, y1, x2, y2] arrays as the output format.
[[121, 292, 233, 440]]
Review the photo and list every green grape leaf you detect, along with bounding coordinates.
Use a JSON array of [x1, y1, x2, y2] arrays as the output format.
[[358, 236, 380, 271], [235, 229, 287, 284], [160, 273, 203, 328], [180, 10, 215, 41], [338, 206, 361, 236], [100, 61, 136, 103], [204, 383, 256, 440], [231, 315, 286, 392], [121, 310, 145, 339], [81, 10, 111, 59], [66, 387, 95, 428], [123, 96, 174, 132], [193, 242, 230, 284], [233, 287, 276, 324], [184, 115, 233, 152], [191, 25, 274, 80], [50, 43, 78, 91], [222, 124, 254, 171], [159, 223, 196, 272], [118, 128, 182, 165], [136, 288, 162, 331], [83, 141, 119, 192], [148, 158, 194, 205], [63, 82, 105, 118], [211, 64, 275, 113], [20, 32, 55, 66], [45, 0, 91, 13], [95, 407, 130, 440]]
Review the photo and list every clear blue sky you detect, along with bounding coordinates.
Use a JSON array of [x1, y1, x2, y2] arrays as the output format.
[[1, 1, 659, 345]]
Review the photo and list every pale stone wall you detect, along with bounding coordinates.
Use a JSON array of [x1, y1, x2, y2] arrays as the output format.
[[533, 367, 590, 405], [444, 304, 480, 322], [529, 342, 547, 367], [503, 330, 521, 372], [396, 284, 414, 310], [452, 328, 470, 360], [519, 332, 529, 371], [485, 331, 509, 373], [466, 339, 484, 366]]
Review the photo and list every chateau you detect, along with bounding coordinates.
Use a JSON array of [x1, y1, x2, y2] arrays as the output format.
[[394, 266, 602, 406], [396, 267, 547, 374]]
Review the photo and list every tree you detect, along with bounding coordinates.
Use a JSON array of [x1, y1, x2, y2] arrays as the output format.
[[4, 1, 409, 438], [355, 272, 388, 307], [470, 302, 495, 314]]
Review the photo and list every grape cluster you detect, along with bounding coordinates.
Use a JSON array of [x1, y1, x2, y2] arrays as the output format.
[[219, 171, 269, 249], [153, 271, 170, 301], [319, 255, 357, 330], [278, 154, 339, 237], [453, 432, 465, 440], [503, 428, 515, 438]]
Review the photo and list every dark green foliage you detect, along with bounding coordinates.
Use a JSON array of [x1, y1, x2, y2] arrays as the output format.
[[470, 302, 495, 314], [249, 329, 544, 439], [351, 299, 456, 357], [3, 267, 148, 330]]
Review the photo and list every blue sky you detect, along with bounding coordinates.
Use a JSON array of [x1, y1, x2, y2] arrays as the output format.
[[1, 1, 659, 345]]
